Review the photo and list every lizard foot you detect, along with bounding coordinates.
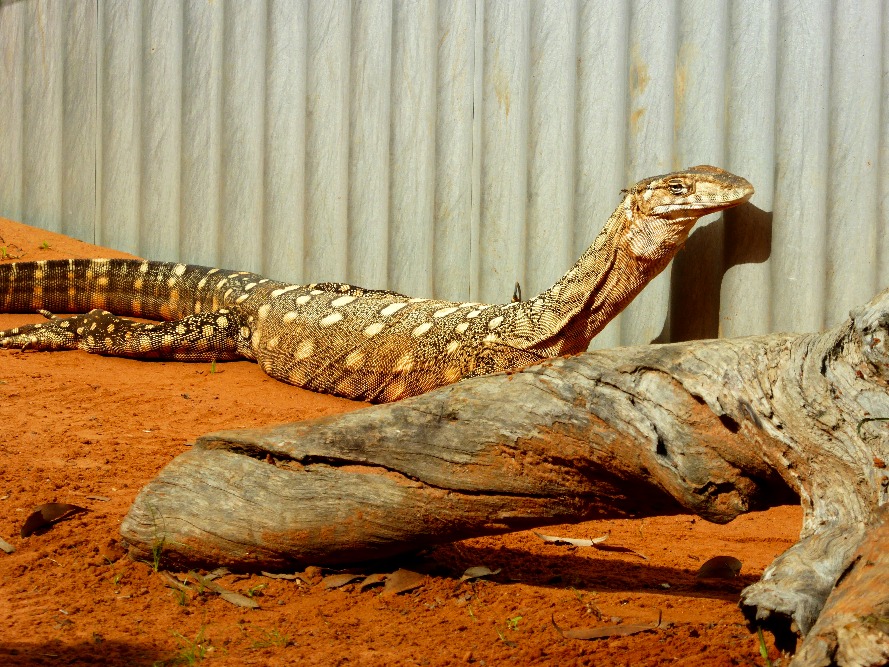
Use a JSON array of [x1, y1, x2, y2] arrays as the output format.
[[0, 309, 248, 361], [0, 309, 83, 351]]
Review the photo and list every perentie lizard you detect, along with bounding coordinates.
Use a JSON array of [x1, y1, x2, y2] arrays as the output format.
[[0, 166, 753, 402]]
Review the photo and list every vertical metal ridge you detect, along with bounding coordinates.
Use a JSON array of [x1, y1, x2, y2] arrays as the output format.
[[825, 0, 881, 327], [93, 0, 102, 246], [668, 0, 729, 343], [0, 1, 25, 223], [180, 0, 223, 267], [879, 5, 889, 287], [468, 0, 485, 302], [433, 0, 475, 303], [140, 0, 183, 262], [348, 0, 392, 290], [619, 0, 678, 346], [22, 0, 64, 234], [99, 0, 142, 253], [771, 1, 831, 333], [263, 0, 308, 284], [722, 0, 779, 338], [388, 0, 437, 297], [220, 0, 267, 273], [304, 0, 351, 282], [525, 0, 577, 300], [477, 0, 531, 305], [580, 1, 630, 351], [61, 0, 97, 243]]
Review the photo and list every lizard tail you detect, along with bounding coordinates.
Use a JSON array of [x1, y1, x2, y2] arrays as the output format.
[[0, 258, 267, 321]]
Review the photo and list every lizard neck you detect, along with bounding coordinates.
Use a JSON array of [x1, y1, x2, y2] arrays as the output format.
[[506, 197, 692, 356]]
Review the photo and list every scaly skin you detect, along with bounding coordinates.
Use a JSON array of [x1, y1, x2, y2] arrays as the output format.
[[0, 166, 753, 402]]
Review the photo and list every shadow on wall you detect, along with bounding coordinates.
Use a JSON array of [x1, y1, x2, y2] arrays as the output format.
[[653, 203, 774, 344]]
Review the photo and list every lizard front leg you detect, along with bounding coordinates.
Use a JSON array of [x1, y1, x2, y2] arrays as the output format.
[[462, 341, 546, 378], [0, 308, 253, 361]]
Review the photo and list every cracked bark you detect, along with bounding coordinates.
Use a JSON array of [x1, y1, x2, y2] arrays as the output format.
[[122, 288, 889, 666]]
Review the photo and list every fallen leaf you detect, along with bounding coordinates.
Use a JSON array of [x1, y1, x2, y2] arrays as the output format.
[[382, 569, 425, 595], [158, 571, 191, 592], [535, 532, 608, 547], [535, 531, 647, 559], [261, 571, 300, 580], [460, 566, 502, 582], [21, 503, 88, 537], [0, 536, 14, 554], [696, 556, 743, 580], [218, 589, 260, 608], [552, 610, 662, 640], [300, 566, 323, 585], [322, 573, 363, 589], [358, 573, 388, 591], [188, 571, 259, 609]]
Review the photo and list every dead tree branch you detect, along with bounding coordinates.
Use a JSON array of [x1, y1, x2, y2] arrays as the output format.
[[122, 288, 889, 665]]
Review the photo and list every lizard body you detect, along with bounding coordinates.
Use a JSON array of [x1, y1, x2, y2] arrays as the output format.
[[0, 166, 752, 402]]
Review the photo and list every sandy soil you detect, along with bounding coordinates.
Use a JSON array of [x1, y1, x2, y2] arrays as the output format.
[[0, 218, 801, 666]]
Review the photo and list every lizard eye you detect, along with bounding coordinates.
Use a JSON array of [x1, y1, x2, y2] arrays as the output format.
[[667, 180, 685, 195]]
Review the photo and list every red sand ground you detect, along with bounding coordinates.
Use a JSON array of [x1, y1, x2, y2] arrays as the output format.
[[0, 218, 801, 666]]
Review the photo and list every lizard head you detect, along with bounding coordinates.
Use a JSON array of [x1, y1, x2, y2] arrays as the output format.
[[620, 165, 754, 259], [629, 164, 754, 219]]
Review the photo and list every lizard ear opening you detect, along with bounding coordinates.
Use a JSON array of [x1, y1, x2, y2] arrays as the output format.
[[628, 187, 651, 217]]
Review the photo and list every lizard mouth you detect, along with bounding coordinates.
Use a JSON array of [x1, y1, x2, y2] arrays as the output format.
[[653, 194, 753, 218]]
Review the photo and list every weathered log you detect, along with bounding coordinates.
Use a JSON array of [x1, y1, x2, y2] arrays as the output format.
[[789, 504, 889, 667], [121, 288, 889, 665]]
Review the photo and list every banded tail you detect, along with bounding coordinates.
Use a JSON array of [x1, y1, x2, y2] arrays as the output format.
[[0, 259, 272, 321]]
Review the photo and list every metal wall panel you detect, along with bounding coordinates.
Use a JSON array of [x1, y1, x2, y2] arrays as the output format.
[[882, 6, 889, 290], [389, 0, 438, 296], [826, 0, 882, 326], [141, 1, 183, 261], [576, 1, 629, 350], [526, 1, 576, 312], [22, 1, 64, 237], [668, 0, 728, 343], [433, 0, 475, 303], [264, 0, 307, 282], [0, 1, 24, 225], [721, 0, 778, 339], [98, 0, 141, 254], [772, 0, 831, 334], [347, 0, 391, 290], [478, 0, 530, 304], [1, 0, 888, 348], [0, 1, 97, 240]]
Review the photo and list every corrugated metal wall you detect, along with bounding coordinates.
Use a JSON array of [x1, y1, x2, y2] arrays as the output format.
[[1, 0, 887, 348]]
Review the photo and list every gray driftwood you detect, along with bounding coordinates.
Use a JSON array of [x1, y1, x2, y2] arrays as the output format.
[[122, 288, 889, 666]]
